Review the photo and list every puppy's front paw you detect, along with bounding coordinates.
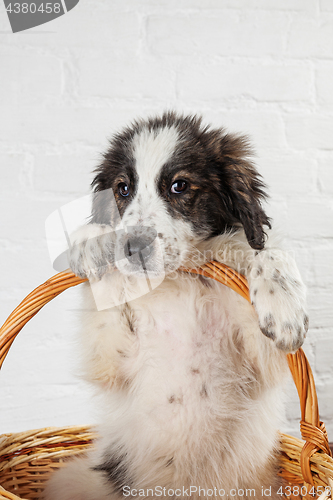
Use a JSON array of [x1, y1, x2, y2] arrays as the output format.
[[258, 304, 309, 352], [249, 251, 309, 352], [69, 223, 115, 280]]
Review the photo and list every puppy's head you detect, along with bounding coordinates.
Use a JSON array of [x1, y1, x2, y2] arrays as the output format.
[[91, 112, 270, 276]]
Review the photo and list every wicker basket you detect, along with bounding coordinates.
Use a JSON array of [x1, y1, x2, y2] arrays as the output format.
[[1, 263, 333, 500]]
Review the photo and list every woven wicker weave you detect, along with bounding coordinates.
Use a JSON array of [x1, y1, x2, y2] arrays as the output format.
[[1, 263, 333, 500]]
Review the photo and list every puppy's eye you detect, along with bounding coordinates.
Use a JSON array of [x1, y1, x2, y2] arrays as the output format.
[[170, 180, 188, 194], [118, 182, 130, 197]]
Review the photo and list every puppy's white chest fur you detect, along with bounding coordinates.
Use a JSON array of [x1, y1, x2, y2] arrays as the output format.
[[79, 273, 284, 477], [119, 277, 233, 403], [82, 274, 239, 394]]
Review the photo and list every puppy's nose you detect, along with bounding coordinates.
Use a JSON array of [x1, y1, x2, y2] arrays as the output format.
[[124, 236, 153, 265]]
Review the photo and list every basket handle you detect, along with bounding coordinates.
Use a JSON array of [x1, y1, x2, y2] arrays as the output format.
[[0, 264, 331, 484], [286, 350, 332, 483], [0, 272, 86, 370]]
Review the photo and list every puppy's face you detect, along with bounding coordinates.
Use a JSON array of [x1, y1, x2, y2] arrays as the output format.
[[91, 113, 270, 276]]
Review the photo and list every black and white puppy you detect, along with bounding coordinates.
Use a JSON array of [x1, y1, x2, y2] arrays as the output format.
[[43, 113, 308, 500]]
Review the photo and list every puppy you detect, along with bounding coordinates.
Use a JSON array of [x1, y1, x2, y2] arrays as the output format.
[[43, 112, 308, 500]]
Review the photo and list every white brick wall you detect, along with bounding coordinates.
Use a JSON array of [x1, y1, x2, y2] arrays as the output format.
[[0, 0, 332, 442]]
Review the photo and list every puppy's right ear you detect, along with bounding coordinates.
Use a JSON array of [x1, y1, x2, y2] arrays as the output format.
[[90, 173, 111, 225], [89, 160, 122, 227]]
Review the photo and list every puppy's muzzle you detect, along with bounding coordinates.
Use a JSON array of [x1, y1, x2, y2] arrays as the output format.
[[124, 235, 154, 267]]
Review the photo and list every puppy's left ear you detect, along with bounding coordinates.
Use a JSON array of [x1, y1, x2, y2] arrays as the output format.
[[215, 133, 271, 250]]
